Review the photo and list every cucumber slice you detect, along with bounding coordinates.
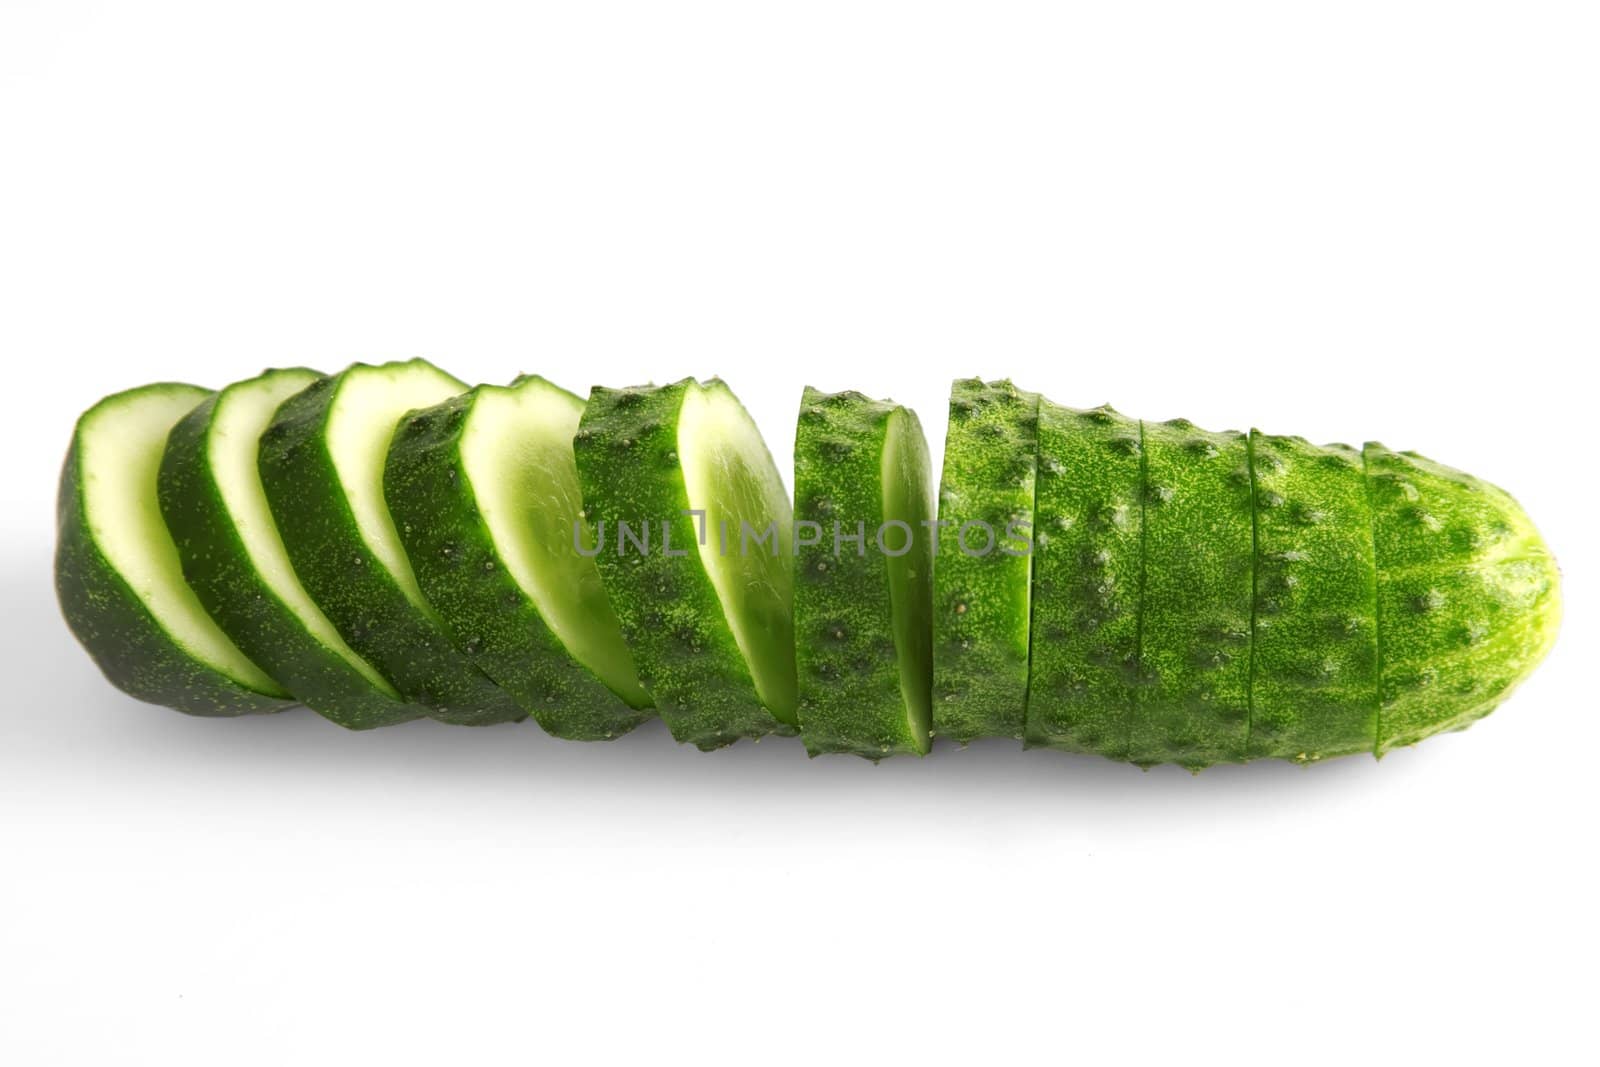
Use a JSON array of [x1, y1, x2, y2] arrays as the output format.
[[1246, 433, 1379, 761], [1127, 418, 1253, 770], [384, 375, 654, 740], [573, 378, 797, 749], [1024, 402, 1143, 759], [793, 388, 934, 758], [933, 379, 1040, 743], [56, 384, 292, 716], [1364, 443, 1561, 755], [258, 360, 524, 726], [159, 368, 428, 730]]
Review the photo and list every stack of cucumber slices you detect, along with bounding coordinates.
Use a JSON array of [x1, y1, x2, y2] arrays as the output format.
[[56, 362, 1563, 766]]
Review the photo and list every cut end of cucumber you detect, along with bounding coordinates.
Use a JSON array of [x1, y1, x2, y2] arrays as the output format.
[[461, 376, 652, 708], [326, 360, 468, 611], [883, 406, 935, 753], [80, 385, 284, 695], [212, 369, 401, 698], [678, 379, 798, 724]]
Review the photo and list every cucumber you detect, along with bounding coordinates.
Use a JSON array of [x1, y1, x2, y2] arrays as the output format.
[[1364, 443, 1561, 755], [1024, 402, 1144, 759], [792, 387, 935, 758], [258, 360, 524, 726], [1246, 433, 1379, 761], [1127, 418, 1254, 770], [56, 383, 292, 715], [159, 368, 428, 730], [384, 375, 654, 740], [932, 379, 1040, 743], [573, 379, 797, 749]]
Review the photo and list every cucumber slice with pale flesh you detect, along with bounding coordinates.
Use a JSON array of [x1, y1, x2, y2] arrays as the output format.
[[160, 368, 428, 729], [933, 379, 1041, 743], [258, 360, 524, 726], [573, 378, 797, 749], [385, 375, 654, 740], [56, 383, 292, 715], [793, 387, 935, 758]]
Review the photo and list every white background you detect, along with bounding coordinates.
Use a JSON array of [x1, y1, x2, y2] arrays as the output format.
[[2, 3, 1595, 1064]]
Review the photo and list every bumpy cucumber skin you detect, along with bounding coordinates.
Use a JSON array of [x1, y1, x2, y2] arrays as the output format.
[[384, 387, 654, 741], [1025, 403, 1145, 758], [1364, 444, 1560, 755], [1129, 419, 1254, 770], [933, 379, 1040, 743], [159, 373, 429, 730], [793, 387, 933, 758], [1247, 433, 1379, 761], [56, 385, 294, 717], [573, 380, 793, 750], [258, 366, 525, 726]]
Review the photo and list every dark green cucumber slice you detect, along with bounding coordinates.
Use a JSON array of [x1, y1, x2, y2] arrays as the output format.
[[793, 387, 934, 758], [932, 379, 1041, 743], [1024, 402, 1143, 759], [573, 379, 797, 749], [1364, 443, 1561, 755], [159, 368, 428, 730], [1127, 418, 1253, 769], [258, 360, 523, 726], [384, 375, 654, 740], [1247, 433, 1379, 762], [56, 383, 293, 716]]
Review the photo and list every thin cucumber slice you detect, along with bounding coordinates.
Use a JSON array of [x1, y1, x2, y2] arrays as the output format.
[[1127, 418, 1253, 770], [385, 375, 654, 740], [573, 378, 797, 749], [56, 383, 292, 715], [1364, 443, 1561, 755], [258, 360, 524, 725], [793, 387, 934, 758], [159, 368, 428, 730], [1247, 433, 1379, 761], [1024, 402, 1143, 759], [932, 378, 1040, 743]]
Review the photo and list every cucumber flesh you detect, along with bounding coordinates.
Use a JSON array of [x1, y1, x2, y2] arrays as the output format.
[[792, 388, 933, 758], [159, 368, 426, 729], [56, 384, 291, 714], [679, 380, 798, 721]]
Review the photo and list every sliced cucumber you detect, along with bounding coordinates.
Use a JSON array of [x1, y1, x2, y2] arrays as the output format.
[[1247, 433, 1379, 761], [258, 360, 523, 726], [932, 378, 1040, 743], [573, 378, 796, 749], [385, 375, 654, 740], [793, 388, 934, 758], [1024, 401, 1143, 759], [159, 368, 428, 730], [1127, 418, 1253, 770], [56, 384, 293, 715]]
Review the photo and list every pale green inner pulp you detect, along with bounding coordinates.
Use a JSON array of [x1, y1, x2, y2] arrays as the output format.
[[326, 361, 466, 612], [82, 386, 284, 694], [678, 380, 798, 723], [882, 407, 934, 751], [461, 378, 652, 708], [213, 371, 401, 696]]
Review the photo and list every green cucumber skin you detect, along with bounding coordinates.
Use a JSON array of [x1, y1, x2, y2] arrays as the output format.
[[1247, 433, 1379, 761], [573, 381, 791, 750], [1024, 403, 1144, 759], [56, 386, 294, 717], [932, 379, 1040, 743], [258, 367, 525, 726], [158, 374, 429, 731], [1129, 418, 1254, 770], [793, 387, 933, 758], [1364, 444, 1560, 756], [383, 388, 654, 741]]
